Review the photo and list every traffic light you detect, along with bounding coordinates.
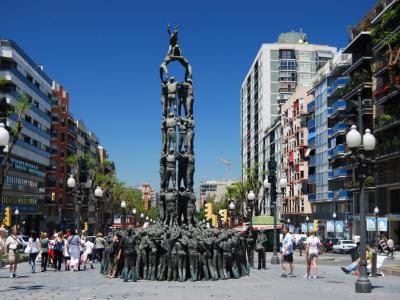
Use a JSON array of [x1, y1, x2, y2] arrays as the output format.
[[3, 207, 11, 227], [221, 209, 228, 225], [51, 192, 56, 201], [84, 222, 88, 231], [313, 219, 319, 231], [204, 203, 213, 220]]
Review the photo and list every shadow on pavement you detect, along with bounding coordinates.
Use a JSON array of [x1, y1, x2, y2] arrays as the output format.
[[0, 284, 44, 293]]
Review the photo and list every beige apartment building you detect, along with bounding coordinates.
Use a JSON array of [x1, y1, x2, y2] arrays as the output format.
[[281, 86, 313, 225]]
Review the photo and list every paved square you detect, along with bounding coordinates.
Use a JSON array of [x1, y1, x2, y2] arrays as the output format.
[[0, 255, 399, 300]]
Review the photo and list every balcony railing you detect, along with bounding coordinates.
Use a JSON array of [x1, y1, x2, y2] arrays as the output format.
[[376, 142, 400, 160], [308, 193, 316, 202], [328, 77, 349, 97], [328, 190, 352, 201], [329, 122, 347, 138], [329, 168, 352, 179], [328, 144, 345, 158], [376, 170, 400, 186], [307, 100, 315, 113], [308, 155, 316, 167], [308, 137, 315, 148], [6, 67, 51, 105], [307, 119, 315, 129], [330, 99, 347, 117], [309, 174, 316, 183]]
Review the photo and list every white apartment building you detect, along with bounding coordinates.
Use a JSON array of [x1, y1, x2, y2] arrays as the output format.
[[240, 32, 336, 181]]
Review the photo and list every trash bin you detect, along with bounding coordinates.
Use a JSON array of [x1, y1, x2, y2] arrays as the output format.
[[350, 247, 359, 261]]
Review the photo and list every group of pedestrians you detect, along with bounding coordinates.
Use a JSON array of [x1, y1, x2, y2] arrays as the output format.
[[280, 228, 323, 279], [1, 226, 106, 278]]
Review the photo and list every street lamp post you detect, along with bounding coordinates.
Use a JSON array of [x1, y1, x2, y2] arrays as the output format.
[[265, 158, 287, 265], [14, 208, 19, 229], [121, 200, 127, 229], [374, 206, 379, 250], [247, 191, 255, 228], [67, 174, 78, 232], [333, 212, 337, 239], [0, 123, 10, 224], [306, 216, 310, 236], [140, 213, 144, 226], [132, 208, 137, 227], [229, 201, 235, 229], [346, 125, 375, 293], [94, 186, 103, 233]]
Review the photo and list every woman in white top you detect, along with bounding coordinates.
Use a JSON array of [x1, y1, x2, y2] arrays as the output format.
[[305, 230, 322, 279], [27, 233, 40, 273]]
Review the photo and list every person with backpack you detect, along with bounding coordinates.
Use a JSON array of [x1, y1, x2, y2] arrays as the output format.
[[26, 232, 40, 273], [53, 232, 64, 271]]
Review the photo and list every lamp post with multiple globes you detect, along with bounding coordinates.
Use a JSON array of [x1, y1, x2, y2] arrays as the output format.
[[346, 125, 376, 293]]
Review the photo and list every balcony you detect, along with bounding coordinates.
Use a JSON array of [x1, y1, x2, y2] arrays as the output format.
[[307, 100, 315, 113], [329, 122, 347, 138], [376, 170, 400, 187], [5, 67, 51, 105], [309, 174, 316, 184], [9, 114, 51, 140], [328, 77, 349, 98], [308, 155, 316, 167], [68, 127, 77, 138], [329, 99, 347, 118], [308, 137, 315, 149], [329, 144, 346, 159], [308, 193, 316, 202], [328, 190, 352, 201], [307, 119, 315, 130], [68, 143, 77, 152], [16, 139, 50, 158], [329, 167, 352, 179], [376, 140, 400, 161]]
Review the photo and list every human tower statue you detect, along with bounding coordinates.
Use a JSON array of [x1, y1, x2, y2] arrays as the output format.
[[104, 26, 268, 283], [159, 25, 196, 226]]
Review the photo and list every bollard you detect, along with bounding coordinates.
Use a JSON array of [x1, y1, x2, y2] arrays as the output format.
[[371, 251, 377, 277]]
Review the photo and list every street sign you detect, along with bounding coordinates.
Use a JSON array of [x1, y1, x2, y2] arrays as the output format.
[[366, 217, 376, 231], [326, 221, 334, 232], [378, 217, 388, 232], [335, 221, 343, 233]]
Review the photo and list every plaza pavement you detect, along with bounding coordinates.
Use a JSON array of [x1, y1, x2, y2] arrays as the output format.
[[0, 252, 399, 300]]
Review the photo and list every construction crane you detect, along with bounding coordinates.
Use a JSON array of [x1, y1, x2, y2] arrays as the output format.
[[220, 158, 231, 179]]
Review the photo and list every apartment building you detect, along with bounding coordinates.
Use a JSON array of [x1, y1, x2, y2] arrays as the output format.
[[240, 32, 336, 182], [0, 39, 52, 233]]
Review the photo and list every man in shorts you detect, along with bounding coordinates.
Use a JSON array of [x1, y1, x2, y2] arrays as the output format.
[[280, 227, 294, 277]]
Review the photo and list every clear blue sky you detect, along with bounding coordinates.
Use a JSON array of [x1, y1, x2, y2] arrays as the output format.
[[2, 0, 376, 190]]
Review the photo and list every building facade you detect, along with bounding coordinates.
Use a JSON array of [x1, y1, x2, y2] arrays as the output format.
[[199, 180, 236, 205], [261, 119, 283, 219], [281, 86, 313, 225], [240, 32, 336, 181], [370, 0, 400, 244], [0, 39, 52, 233]]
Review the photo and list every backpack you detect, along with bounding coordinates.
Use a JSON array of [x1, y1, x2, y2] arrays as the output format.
[[54, 240, 63, 252]]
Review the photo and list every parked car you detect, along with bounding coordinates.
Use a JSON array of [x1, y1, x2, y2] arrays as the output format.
[[332, 240, 357, 254], [322, 238, 339, 252], [16, 235, 29, 253]]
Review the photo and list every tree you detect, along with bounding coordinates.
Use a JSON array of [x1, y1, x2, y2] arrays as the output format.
[[370, 3, 400, 90], [0, 79, 32, 222]]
